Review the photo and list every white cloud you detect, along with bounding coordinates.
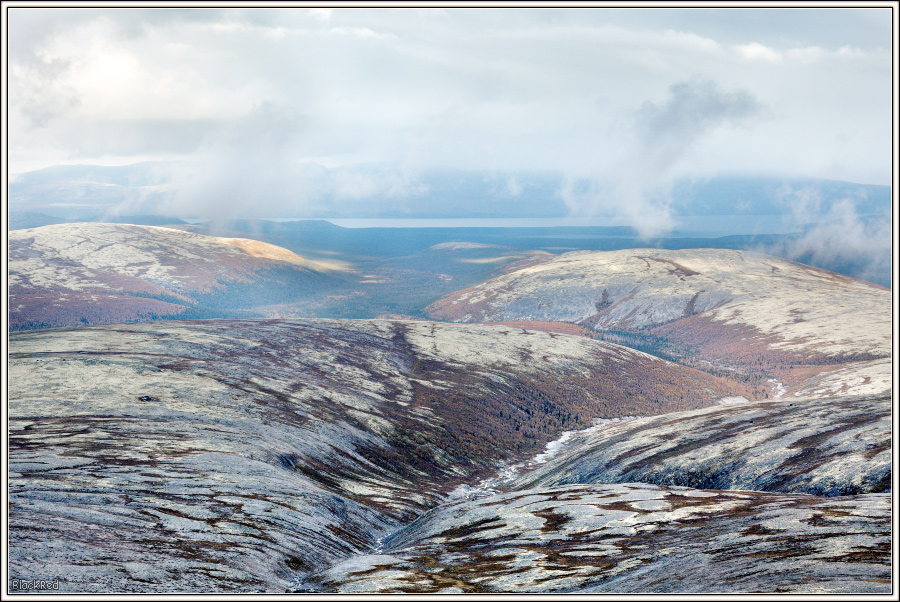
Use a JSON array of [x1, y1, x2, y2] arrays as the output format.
[[329, 26, 396, 40], [758, 188, 892, 286], [786, 46, 826, 63], [736, 42, 783, 62], [559, 79, 763, 238], [661, 28, 721, 53], [507, 176, 522, 197], [309, 8, 333, 23], [6, 7, 892, 196], [837, 44, 869, 59]]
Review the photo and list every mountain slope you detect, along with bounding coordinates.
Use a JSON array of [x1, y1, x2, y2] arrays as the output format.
[[316, 484, 890, 593], [8, 319, 749, 592], [426, 248, 890, 392], [311, 392, 892, 593], [511, 394, 891, 496], [8, 223, 350, 330]]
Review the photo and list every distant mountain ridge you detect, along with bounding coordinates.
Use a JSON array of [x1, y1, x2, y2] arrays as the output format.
[[7, 212, 187, 231], [10, 161, 890, 220]]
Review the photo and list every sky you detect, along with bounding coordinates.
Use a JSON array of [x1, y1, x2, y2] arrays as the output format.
[[5, 5, 895, 230]]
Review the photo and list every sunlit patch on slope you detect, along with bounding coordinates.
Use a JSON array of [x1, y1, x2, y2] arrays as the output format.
[[216, 236, 354, 272]]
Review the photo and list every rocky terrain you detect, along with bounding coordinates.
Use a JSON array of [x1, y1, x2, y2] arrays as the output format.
[[6, 237, 893, 594], [512, 394, 891, 496], [426, 248, 891, 394], [310, 391, 893, 593], [8, 223, 351, 331], [317, 484, 890, 593], [9, 319, 753, 592]]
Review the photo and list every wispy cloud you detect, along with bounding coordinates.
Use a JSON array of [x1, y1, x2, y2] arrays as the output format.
[[736, 42, 783, 62], [165, 102, 308, 220], [758, 185, 891, 287], [7, 8, 891, 207], [10, 55, 80, 128], [563, 79, 763, 238]]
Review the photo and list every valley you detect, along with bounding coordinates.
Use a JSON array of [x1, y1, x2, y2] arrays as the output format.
[[4, 222, 894, 594], [6, 6, 893, 596], [9, 319, 755, 592]]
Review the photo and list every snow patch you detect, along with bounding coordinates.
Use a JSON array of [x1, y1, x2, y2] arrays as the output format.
[[768, 379, 786, 399], [449, 416, 643, 500], [717, 396, 751, 406]]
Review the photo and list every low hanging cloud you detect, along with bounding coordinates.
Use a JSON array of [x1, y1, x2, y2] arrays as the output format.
[[563, 79, 763, 238], [152, 102, 434, 221], [757, 185, 892, 287], [12, 56, 81, 129], [163, 102, 309, 221], [8, 10, 889, 226]]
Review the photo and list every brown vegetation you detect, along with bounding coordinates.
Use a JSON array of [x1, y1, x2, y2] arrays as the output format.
[[352, 323, 764, 495], [8, 293, 190, 330]]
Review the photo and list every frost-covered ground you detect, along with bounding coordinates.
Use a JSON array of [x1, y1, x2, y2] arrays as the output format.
[[427, 248, 890, 364], [312, 391, 892, 593], [8, 319, 892, 593], [789, 358, 893, 398], [9, 319, 749, 592], [8, 223, 323, 293], [511, 394, 891, 496], [317, 484, 890, 593], [7, 239, 893, 593], [8, 223, 347, 330]]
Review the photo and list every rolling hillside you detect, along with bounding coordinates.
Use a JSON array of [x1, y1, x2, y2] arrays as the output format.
[[8, 319, 750, 592], [317, 484, 890, 593], [6, 234, 892, 593], [310, 392, 892, 593], [512, 394, 891, 496], [8, 223, 351, 330], [426, 248, 891, 394]]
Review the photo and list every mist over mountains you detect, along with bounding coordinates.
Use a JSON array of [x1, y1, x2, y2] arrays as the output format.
[[10, 162, 892, 289], [6, 7, 893, 594], [10, 161, 890, 222]]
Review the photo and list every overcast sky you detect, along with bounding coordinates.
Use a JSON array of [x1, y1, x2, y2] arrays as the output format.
[[7, 6, 894, 191]]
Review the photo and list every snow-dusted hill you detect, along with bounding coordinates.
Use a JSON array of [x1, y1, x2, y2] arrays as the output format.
[[311, 391, 892, 593], [8, 223, 348, 330], [6, 240, 893, 593], [426, 249, 891, 393], [511, 394, 891, 496], [318, 484, 890, 593], [8, 319, 749, 592]]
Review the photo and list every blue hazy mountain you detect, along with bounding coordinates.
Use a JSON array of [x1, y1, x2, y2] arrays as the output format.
[[9, 162, 890, 221], [9, 162, 890, 289]]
